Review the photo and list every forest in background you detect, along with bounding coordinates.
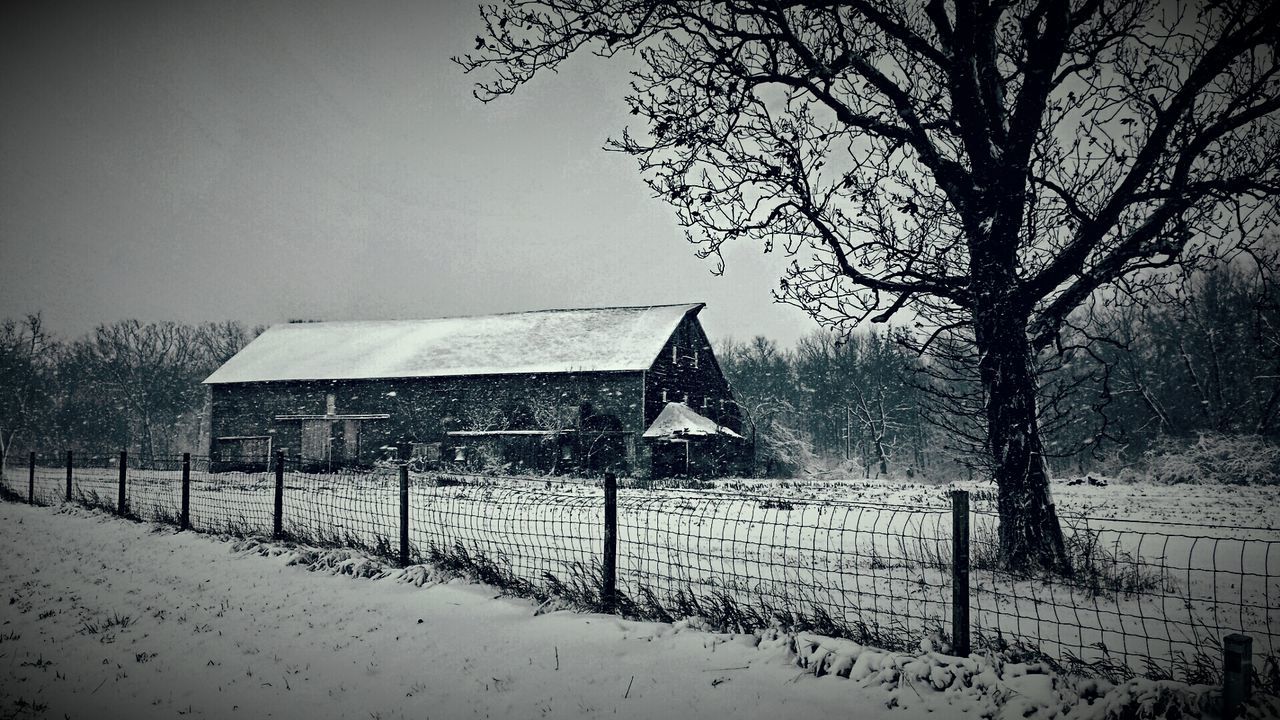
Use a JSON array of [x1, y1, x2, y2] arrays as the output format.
[[718, 261, 1280, 482], [0, 319, 261, 462], [2, 263, 1277, 481]]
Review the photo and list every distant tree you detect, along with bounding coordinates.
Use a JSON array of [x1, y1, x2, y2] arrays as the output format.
[[1068, 260, 1280, 455], [460, 0, 1280, 571], [195, 321, 265, 369], [0, 314, 55, 463], [717, 336, 814, 475], [791, 328, 926, 475], [81, 321, 207, 458]]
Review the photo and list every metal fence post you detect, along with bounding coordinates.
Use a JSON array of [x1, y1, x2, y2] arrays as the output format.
[[180, 452, 191, 531], [117, 450, 127, 516], [28, 451, 35, 504], [65, 451, 73, 503], [951, 489, 971, 658], [273, 450, 284, 539], [602, 471, 618, 613], [1223, 633, 1253, 718], [399, 463, 410, 567]]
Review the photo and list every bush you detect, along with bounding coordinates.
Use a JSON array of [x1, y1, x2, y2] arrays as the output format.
[[1137, 433, 1280, 485]]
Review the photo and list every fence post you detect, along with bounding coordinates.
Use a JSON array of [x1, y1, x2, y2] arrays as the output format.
[[399, 462, 410, 567], [951, 489, 971, 658], [602, 471, 618, 613], [1223, 633, 1253, 718], [180, 453, 191, 531], [28, 451, 35, 504], [273, 450, 284, 539], [65, 451, 73, 503], [117, 450, 127, 516]]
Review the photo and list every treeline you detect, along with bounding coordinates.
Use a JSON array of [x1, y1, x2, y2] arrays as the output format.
[[0, 318, 261, 461], [3, 263, 1277, 480], [717, 263, 1280, 481]]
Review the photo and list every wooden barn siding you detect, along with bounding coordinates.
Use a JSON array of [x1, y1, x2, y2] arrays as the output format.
[[643, 314, 741, 432], [210, 371, 646, 465]]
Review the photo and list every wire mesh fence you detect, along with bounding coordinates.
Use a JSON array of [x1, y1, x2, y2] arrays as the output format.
[[970, 511, 1279, 687], [285, 465, 400, 559], [0, 452, 1275, 693], [614, 490, 953, 647], [410, 478, 603, 600]]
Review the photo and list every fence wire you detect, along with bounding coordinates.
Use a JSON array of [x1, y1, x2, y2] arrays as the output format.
[[615, 489, 951, 648], [285, 465, 399, 559], [971, 510, 1279, 687], [1, 454, 1276, 692], [409, 477, 602, 600]]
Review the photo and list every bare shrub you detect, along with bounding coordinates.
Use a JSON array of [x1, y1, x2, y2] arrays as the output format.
[[1137, 433, 1280, 486]]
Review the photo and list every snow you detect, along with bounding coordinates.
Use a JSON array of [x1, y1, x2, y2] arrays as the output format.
[[7, 463, 1277, 693], [0, 502, 935, 720], [4, 502, 1277, 719], [202, 304, 702, 384], [642, 402, 744, 439]]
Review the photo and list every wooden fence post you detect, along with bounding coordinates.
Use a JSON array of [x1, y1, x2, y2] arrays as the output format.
[[28, 451, 35, 504], [399, 463, 410, 567], [65, 451, 73, 503], [602, 471, 618, 613], [951, 489, 971, 658], [180, 452, 191, 531], [1223, 633, 1253, 718], [273, 450, 284, 539], [117, 450, 127, 516]]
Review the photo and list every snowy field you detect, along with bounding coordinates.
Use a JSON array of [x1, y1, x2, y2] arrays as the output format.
[[2, 463, 1277, 690], [0, 501, 933, 720], [3, 501, 1279, 720]]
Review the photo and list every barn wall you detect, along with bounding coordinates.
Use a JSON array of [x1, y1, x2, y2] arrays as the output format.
[[643, 313, 741, 431], [209, 371, 645, 467]]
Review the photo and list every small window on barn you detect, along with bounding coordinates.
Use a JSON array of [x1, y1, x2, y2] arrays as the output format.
[[661, 389, 668, 403], [702, 397, 711, 410], [453, 446, 467, 462], [682, 392, 689, 404], [672, 343, 678, 364], [560, 444, 573, 461], [693, 349, 699, 369], [326, 393, 336, 416]]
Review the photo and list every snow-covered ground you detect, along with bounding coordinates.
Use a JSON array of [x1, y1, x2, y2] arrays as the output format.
[[5, 463, 1278, 690], [0, 501, 920, 720], [3, 501, 1277, 720]]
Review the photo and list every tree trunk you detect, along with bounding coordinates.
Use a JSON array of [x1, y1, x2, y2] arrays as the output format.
[[874, 436, 888, 476], [973, 295, 1071, 574]]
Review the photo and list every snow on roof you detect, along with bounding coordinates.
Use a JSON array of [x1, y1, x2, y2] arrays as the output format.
[[204, 304, 704, 384], [643, 402, 744, 440]]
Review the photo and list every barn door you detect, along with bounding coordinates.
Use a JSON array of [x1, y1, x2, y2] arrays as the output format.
[[340, 420, 361, 464], [330, 420, 360, 465], [301, 420, 331, 464]]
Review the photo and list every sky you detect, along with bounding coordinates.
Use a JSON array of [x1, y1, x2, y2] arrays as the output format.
[[0, 0, 815, 347]]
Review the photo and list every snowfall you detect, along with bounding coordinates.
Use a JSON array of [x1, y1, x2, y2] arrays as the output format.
[[2, 500, 1277, 720]]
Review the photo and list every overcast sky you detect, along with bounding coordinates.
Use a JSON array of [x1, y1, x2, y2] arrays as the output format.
[[0, 0, 815, 347]]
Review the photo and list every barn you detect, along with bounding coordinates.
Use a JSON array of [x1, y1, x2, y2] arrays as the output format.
[[202, 304, 745, 477]]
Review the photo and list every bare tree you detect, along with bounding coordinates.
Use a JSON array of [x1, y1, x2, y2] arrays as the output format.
[[0, 314, 54, 466], [86, 321, 205, 459], [458, 0, 1280, 571]]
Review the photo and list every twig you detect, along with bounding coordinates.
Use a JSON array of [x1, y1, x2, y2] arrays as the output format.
[[624, 675, 634, 699]]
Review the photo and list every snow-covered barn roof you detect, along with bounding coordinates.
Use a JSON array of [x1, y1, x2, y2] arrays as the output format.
[[203, 304, 704, 384], [643, 402, 744, 440]]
